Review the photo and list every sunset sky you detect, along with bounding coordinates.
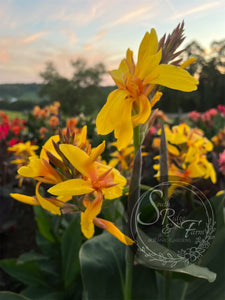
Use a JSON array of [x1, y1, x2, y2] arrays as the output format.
[[0, 0, 224, 85]]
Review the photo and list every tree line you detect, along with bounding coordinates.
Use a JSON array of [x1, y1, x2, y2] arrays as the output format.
[[0, 39, 224, 115]]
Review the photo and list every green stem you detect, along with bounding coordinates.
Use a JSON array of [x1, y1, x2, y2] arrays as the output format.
[[124, 125, 142, 300], [133, 126, 141, 155], [180, 282, 189, 300], [124, 247, 134, 300]]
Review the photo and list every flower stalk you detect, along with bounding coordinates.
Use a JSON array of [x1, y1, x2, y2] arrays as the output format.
[[124, 125, 142, 300]]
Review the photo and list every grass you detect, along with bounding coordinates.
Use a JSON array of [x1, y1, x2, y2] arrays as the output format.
[[2, 110, 26, 120]]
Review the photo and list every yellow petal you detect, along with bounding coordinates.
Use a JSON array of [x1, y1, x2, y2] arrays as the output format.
[[81, 194, 103, 239], [114, 99, 133, 150], [40, 135, 61, 161], [10, 193, 39, 206], [126, 48, 135, 74], [96, 89, 130, 136], [180, 58, 197, 69], [151, 64, 198, 91], [95, 218, 134, 245], [136, 49, 162, 80], [48, 179, 94, 196], [89, 141, 105, 163], [137, 29, 158, 63], [109, 59, 129, 88], [131, 94, 151, 128], [59, 144, 90, 177], [151, 91, 163, 108], [18, 157, 44, 178], [35, 182, 61, 215], [167, 144, 180, 156], [77, 125, 87, 146]]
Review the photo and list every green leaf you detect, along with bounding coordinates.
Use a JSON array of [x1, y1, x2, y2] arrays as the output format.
[[0, 292, 30, 300], [34, 206, 56, 243], [0, 259, 48, 287], [182, 194, 225, 300], [17, 251, 48, 265], [173, 263, 216, 283], [80, 232, 126, 300], [156, 194, 225, 300], [22, 287, 64, 300], [80, 231, 158, 300], [60, 215, 82, 290]]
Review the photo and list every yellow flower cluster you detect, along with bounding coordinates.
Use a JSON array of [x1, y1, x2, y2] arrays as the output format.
[[8, 141, 39, 186], [153, 124, 216, 190], [10, 127, 133, 245]]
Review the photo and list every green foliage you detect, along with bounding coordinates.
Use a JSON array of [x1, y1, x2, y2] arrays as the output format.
[[79, 193, 224, 300], [39, 59, 107, 116], [0, 208, 83, 300], [80, 231, 159, 300], [0, 292, 30, 299]]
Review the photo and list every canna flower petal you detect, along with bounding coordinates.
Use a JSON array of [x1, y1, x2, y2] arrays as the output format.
[[89, 141, 105, 163], [151, 64, 198, 92], [109, 59, 129, 88], [48, 178, 94, 196], [96, 89, 130, 136], [59, 144, 90, 178], [10, 193, 39, 206], [114, 98, 133, 150], [40, 135, 61, 161], [81, 193, 103, 239], [131, 94, 151, 128], [35, 182, 61, 215], [18, 156, 62, 184], [94, 218, 134, 245]]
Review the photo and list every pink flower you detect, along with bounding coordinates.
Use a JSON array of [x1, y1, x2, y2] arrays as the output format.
[[218, 105, 225, 115], [218, 150, 225, 175], [0, 124, 9, 139], [201, 108, 218, 125], [188, 111, 201, 122], [8, 138, 21, 146]]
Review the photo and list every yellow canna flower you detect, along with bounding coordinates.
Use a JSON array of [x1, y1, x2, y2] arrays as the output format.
[[96, 28, 198, 150], [153, 123, 216, 193], [11, 130, 133, 245], [48, 141, 128, 241]]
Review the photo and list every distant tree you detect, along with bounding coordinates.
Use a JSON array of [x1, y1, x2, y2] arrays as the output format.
[[39, 59, 106, 116]]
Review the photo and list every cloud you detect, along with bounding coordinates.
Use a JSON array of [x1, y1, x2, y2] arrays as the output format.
[[106, 6, 152, 28], [95, 29, 107, 41], [84, 44, 93, 51], [171, 1, 222, 20], [0, 49, 10, 63], [23, 31, 48, 44], [51, 0, 107, 26]]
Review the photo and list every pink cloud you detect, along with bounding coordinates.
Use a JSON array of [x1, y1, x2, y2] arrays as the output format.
[[23, 31, 48, 44], [0, 49, 10, 63]]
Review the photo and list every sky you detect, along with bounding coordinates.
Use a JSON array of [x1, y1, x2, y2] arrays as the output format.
[[0, 0, 224, 85]]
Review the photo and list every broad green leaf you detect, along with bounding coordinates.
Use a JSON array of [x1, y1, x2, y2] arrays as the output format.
[[80, 231, 158, 300], [182, 194, 225, 300], [61, 215, 82, 290], [0, 292, 30, 300], [0, 259, 48, 287], [156, 194, 225, 300], [34, 206, 56, 243], [136, 229, 216, 282], [17, 251, 48, 265], [80, 232, 125, 300], [22, 287, 64, 300]]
